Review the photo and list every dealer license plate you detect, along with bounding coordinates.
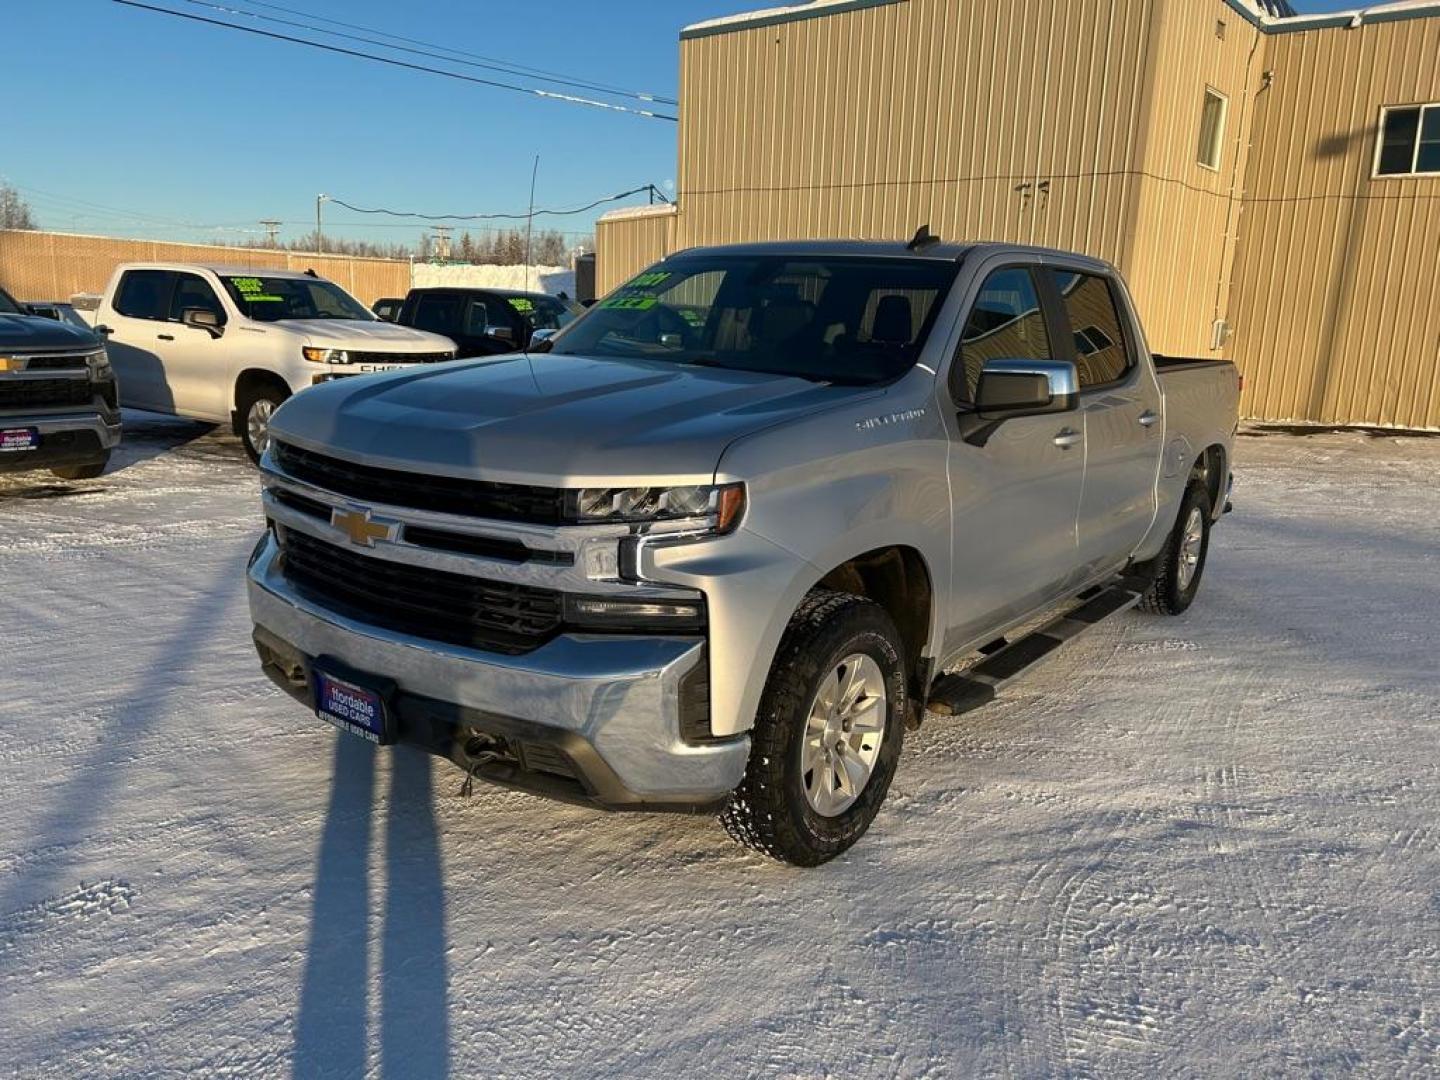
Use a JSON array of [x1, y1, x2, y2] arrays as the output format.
[[0, 428, 39, 453], [314, 667, 388, 744]]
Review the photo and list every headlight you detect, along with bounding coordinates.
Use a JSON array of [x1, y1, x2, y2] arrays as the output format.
[[303, 347, 351, 365], [565, 482, 746, 532], [85, 347, 111, 379]]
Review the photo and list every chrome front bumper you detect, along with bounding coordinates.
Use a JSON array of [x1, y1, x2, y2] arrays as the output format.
[[246, 533, 749, 808]]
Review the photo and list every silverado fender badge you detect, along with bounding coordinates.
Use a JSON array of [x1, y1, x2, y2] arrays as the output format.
[[331, 506, 399, 547], [856, 408, 927, 431]]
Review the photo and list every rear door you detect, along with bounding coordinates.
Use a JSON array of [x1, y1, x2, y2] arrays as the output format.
[[942, 262, 1087, 648], [162, 272, 232, 421], [1045, 268, 1163, 578], [101, 269, 176, 412]]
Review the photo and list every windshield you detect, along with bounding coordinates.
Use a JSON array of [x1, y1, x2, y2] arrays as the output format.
[[550, 256, 959, 384], [220, 275, 375, 323], [0, 287, 23, 316], [505, 294, 580, 331]]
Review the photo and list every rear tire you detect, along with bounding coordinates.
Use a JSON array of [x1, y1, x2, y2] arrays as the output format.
[[720, 590, 907, 866], [51, 450, 111, 481], [238, 385, 289, 465], [1138, 479, 1212, 616]]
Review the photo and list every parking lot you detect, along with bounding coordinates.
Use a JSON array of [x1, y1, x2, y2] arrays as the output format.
[[1, 416, 1437, 1078]]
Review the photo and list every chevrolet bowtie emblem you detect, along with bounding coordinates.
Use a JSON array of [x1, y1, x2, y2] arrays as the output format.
[[331, 506, 397, 547]]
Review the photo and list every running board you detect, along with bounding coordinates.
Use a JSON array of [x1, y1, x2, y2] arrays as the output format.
[[925, 580, 1145, 717]]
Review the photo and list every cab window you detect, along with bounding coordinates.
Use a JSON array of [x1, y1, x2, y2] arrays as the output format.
[[955, 267, 1052, 402], [1051, 271, 1132, 388], [169, 273, 226, 325]]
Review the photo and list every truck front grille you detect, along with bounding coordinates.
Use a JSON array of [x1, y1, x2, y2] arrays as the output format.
[[348, 351, 454, 365], [279, 528, 564, 655], [21, 354, 91, 372], [0, 378, 93, 411], [273, 441, 565, 524]]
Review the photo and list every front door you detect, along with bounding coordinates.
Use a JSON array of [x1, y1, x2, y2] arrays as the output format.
[[942, 264, 1086, 652], [1046, 269, 1163, 579]]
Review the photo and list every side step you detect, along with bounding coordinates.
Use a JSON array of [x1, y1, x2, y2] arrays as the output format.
[[925, 580, 1145, 718]]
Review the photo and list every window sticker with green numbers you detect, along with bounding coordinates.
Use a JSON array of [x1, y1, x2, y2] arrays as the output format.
[[507, 297, 535, 314], [228, 277, 283, 303], [599, 271, 671, 310]]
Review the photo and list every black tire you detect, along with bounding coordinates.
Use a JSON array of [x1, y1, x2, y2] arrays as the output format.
[[720, 590, 907, 866], [51, 450, 111, 481], [1138, 479, 1212, 616], [237, 384, 289, 465]]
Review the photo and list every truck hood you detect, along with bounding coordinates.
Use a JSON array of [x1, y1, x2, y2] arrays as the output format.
[[264, 318, 455, 352], [269, 352, 874, 486], [0, 313, 101, 351]]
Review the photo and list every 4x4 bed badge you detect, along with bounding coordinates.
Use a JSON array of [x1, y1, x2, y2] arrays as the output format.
[[331, 506, 398, 547]]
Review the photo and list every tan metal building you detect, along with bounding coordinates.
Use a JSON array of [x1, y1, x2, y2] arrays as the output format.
[[598, 0, 1440, 430]]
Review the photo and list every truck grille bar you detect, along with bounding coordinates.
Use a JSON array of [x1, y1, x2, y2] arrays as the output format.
[[273, 441, 566, 524]]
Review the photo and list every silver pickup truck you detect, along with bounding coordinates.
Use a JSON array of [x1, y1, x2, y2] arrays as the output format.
[[247, 239, 1238, 866]]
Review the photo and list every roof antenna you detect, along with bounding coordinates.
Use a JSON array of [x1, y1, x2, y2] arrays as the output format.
[[304, 268, 319, 277], [907, 224, 941, 251]]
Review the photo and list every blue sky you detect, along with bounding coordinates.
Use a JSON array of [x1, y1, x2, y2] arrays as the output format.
[[5, 0, 1371, 249]]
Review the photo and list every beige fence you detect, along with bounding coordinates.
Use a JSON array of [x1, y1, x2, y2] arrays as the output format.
[[0, 230, 412, 306]]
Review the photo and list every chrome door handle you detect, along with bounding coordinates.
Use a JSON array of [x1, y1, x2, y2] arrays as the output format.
[[1138, 410, 1160, 428], [1053, 428, 1083, 449]]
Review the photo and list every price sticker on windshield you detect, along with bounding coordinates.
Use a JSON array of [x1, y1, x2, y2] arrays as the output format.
[[599, 296, 659, 311], [507, 297, 535, 313]]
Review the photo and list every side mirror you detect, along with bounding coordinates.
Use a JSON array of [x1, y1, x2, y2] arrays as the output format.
[[528, 328, 558, 350], [182, 308, 223, 337], [960, 359, 1078, 447], [974, 359, 1078, 419]]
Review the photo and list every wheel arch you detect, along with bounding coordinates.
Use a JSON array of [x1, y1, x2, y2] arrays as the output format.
[[813, 544, 936, 721], [231, 368, 294, 434], [1193, 443, 1229, 519]]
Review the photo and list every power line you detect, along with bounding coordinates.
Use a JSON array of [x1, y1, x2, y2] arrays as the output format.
[[182, 0, 678, 106], [234, 0, 676, 102], [110, 1, 678, 121], [324, 186, 663, 222]]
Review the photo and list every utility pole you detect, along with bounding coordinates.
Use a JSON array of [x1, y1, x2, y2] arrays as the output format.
[[315, 193, 329, 254], [431, 225, 452, 262], [260, 219, 281, 247], [524, 155, 540, 291]]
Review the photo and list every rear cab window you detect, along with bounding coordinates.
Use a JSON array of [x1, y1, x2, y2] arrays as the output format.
[[114, 270, 176, 321], [1049, 270, 1133, 389]]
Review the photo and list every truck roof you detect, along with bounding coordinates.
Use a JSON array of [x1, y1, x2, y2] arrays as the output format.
[[113, 262, 325, 280], [665, 239, 1116, 273]]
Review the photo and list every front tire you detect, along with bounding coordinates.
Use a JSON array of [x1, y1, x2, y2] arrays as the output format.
[[1138, 479, 1212, 616], [51, 450, 111, 481], [720, 590, 907, 866], [238, 386, 289, 465]]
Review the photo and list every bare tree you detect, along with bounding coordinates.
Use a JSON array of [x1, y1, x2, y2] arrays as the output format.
[[0, 184, 38, 230]]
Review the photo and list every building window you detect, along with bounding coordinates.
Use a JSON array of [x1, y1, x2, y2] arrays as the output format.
[[1197, 89, 1227, 171], [1375, 104, 1440, 177]]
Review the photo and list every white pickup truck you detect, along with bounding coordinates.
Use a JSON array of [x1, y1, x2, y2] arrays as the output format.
[[95, 263, 457, 461]]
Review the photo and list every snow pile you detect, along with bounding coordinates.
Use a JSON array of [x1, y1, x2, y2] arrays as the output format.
[[411, 262, 576, 298], [0, 422, 1437, 1076]]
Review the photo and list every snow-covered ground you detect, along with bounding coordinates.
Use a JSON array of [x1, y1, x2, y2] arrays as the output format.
[[1, 418, 1437, 1079]]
